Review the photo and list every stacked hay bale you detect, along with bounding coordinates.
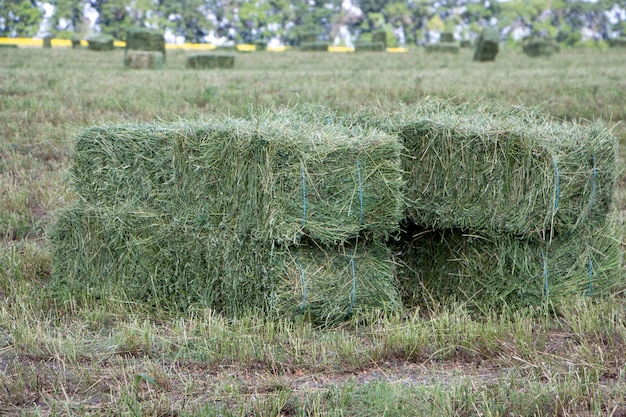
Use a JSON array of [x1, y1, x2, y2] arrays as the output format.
[[384, 99, 621, 309], [49, 110, 405, 324], [124, 27, 165, 69], [185, 53, 235, 69], [473, 27, 499, 61], [87, 34, 115, 51], [523, 38, 560, 56]]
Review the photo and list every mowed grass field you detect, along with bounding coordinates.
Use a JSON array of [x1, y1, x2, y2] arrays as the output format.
[[1, 46, 626, 416]]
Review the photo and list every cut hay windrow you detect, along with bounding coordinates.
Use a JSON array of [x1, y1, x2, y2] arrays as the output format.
[[70, 113, 404, 245], [357, 98, 617, 239], [49, 205, 402, 320], [394, 223, 624, 310]]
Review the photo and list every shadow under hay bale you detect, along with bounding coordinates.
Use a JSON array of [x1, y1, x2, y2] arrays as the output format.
[[354, 41, 386, 52], [299, 42, 329, 52], [473, 27, 499, 61], [523, 38, 560, 56], [125, 51, 164, 69], [394, 223, 624, 311], [425, 43, 460, 53], [351, 98, 617, 240], [87, 34, 115, 51], [185, 53, 235, 69]]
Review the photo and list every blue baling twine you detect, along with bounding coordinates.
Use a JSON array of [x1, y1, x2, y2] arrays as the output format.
[[327, 117, 332, 124], [541, 249, 549, 299], [587, 254, 593, 296], [552, 157, 560, 213], [356, 159, 364, 225], [297, 255, 307, 314], [301, 163, 307, 227], [589, 155, 597, 210], [349, 251, 357, 315]]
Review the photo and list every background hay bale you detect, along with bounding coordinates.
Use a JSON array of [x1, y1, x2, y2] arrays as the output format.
[[68, 112, 404, 246], [608, 36, 626, 47], [372, 30, 388, 48], [352, 98, 617, 239], [43, 36, 52, 49], [87, 34, 115, 51], [0, 44, 18, 49], [440, 32, 455, 43], [71, 36, 82, 48], [125, 51, 165, 69], [125, 27, 165, 54], [394, 224, 624, 311], [185, 53, 235, 69], [473, 27, 499, 61], [299, 42, 329, 52], [254, 40, 268, 51], [354, 41, 386, 52], [425, 43, 460, 53], [523, 38, 560, 56]]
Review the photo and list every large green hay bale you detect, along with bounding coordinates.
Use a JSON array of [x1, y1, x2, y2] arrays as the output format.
[[523, 38, 560, 57], [425, 43, 460, 53], [185, 53, 235, 69], [69, 112, 404, 245], [87, 34, 115, 51], [473, 27, 499, 61], [124, 50, 165, 69], [354, 41, 386, 52], [372, 30, 388, 48], [299, 42, 329, 52], [354, 98, 617, 239], [395, 224, 623, 310], [125, 27, 165, 54], [49, 205, 402, 320]]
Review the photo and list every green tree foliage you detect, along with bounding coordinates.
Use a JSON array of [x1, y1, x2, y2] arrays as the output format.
[[0, 0, 43, 37]]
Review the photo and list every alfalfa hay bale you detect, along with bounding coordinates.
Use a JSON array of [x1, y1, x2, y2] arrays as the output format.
[[125, 50, 165, 69], [49, 205, 403, 320], [384, 98, 617, 239], [354, 41, 386, 52], [425, 43, 460, 53], [395, 224, 623, 311], [185, 53, 234, 69], [43, 36, 52, 49], [276, 242, 402, 325], [299, 42, 329, 52], [523, 38, 560, 57], [125, 27, 165, 55], [473, 27, 499, 61], [68, 112, 404, 245], [87, 34, 115, 51]]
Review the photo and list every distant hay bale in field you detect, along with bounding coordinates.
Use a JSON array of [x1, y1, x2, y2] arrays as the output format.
[[299, 42, 329, 52], [0, 44, 18, 49], [43, 36, 52, 49], [372, 30, 388, 47], [185, 53, 234, 69], [424, 42, 460, 53], [523, 38, 560, 56], [440, 32, 455, 43], [87, 34, 115, 51], [395, 224, 624, 310], [299, 31, 319, 44], [354, 41, 386, 52], [124, 50, 164, 69], [473, 27, 499, 61], [68, 112, 404, 245], [71, 36, 81, 48], [608, 36, 626, 47], [125, 27, 165, 54], [460, 40, 472, 48], [352, 98, 617, 239], [255, 40, 268, 51]]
